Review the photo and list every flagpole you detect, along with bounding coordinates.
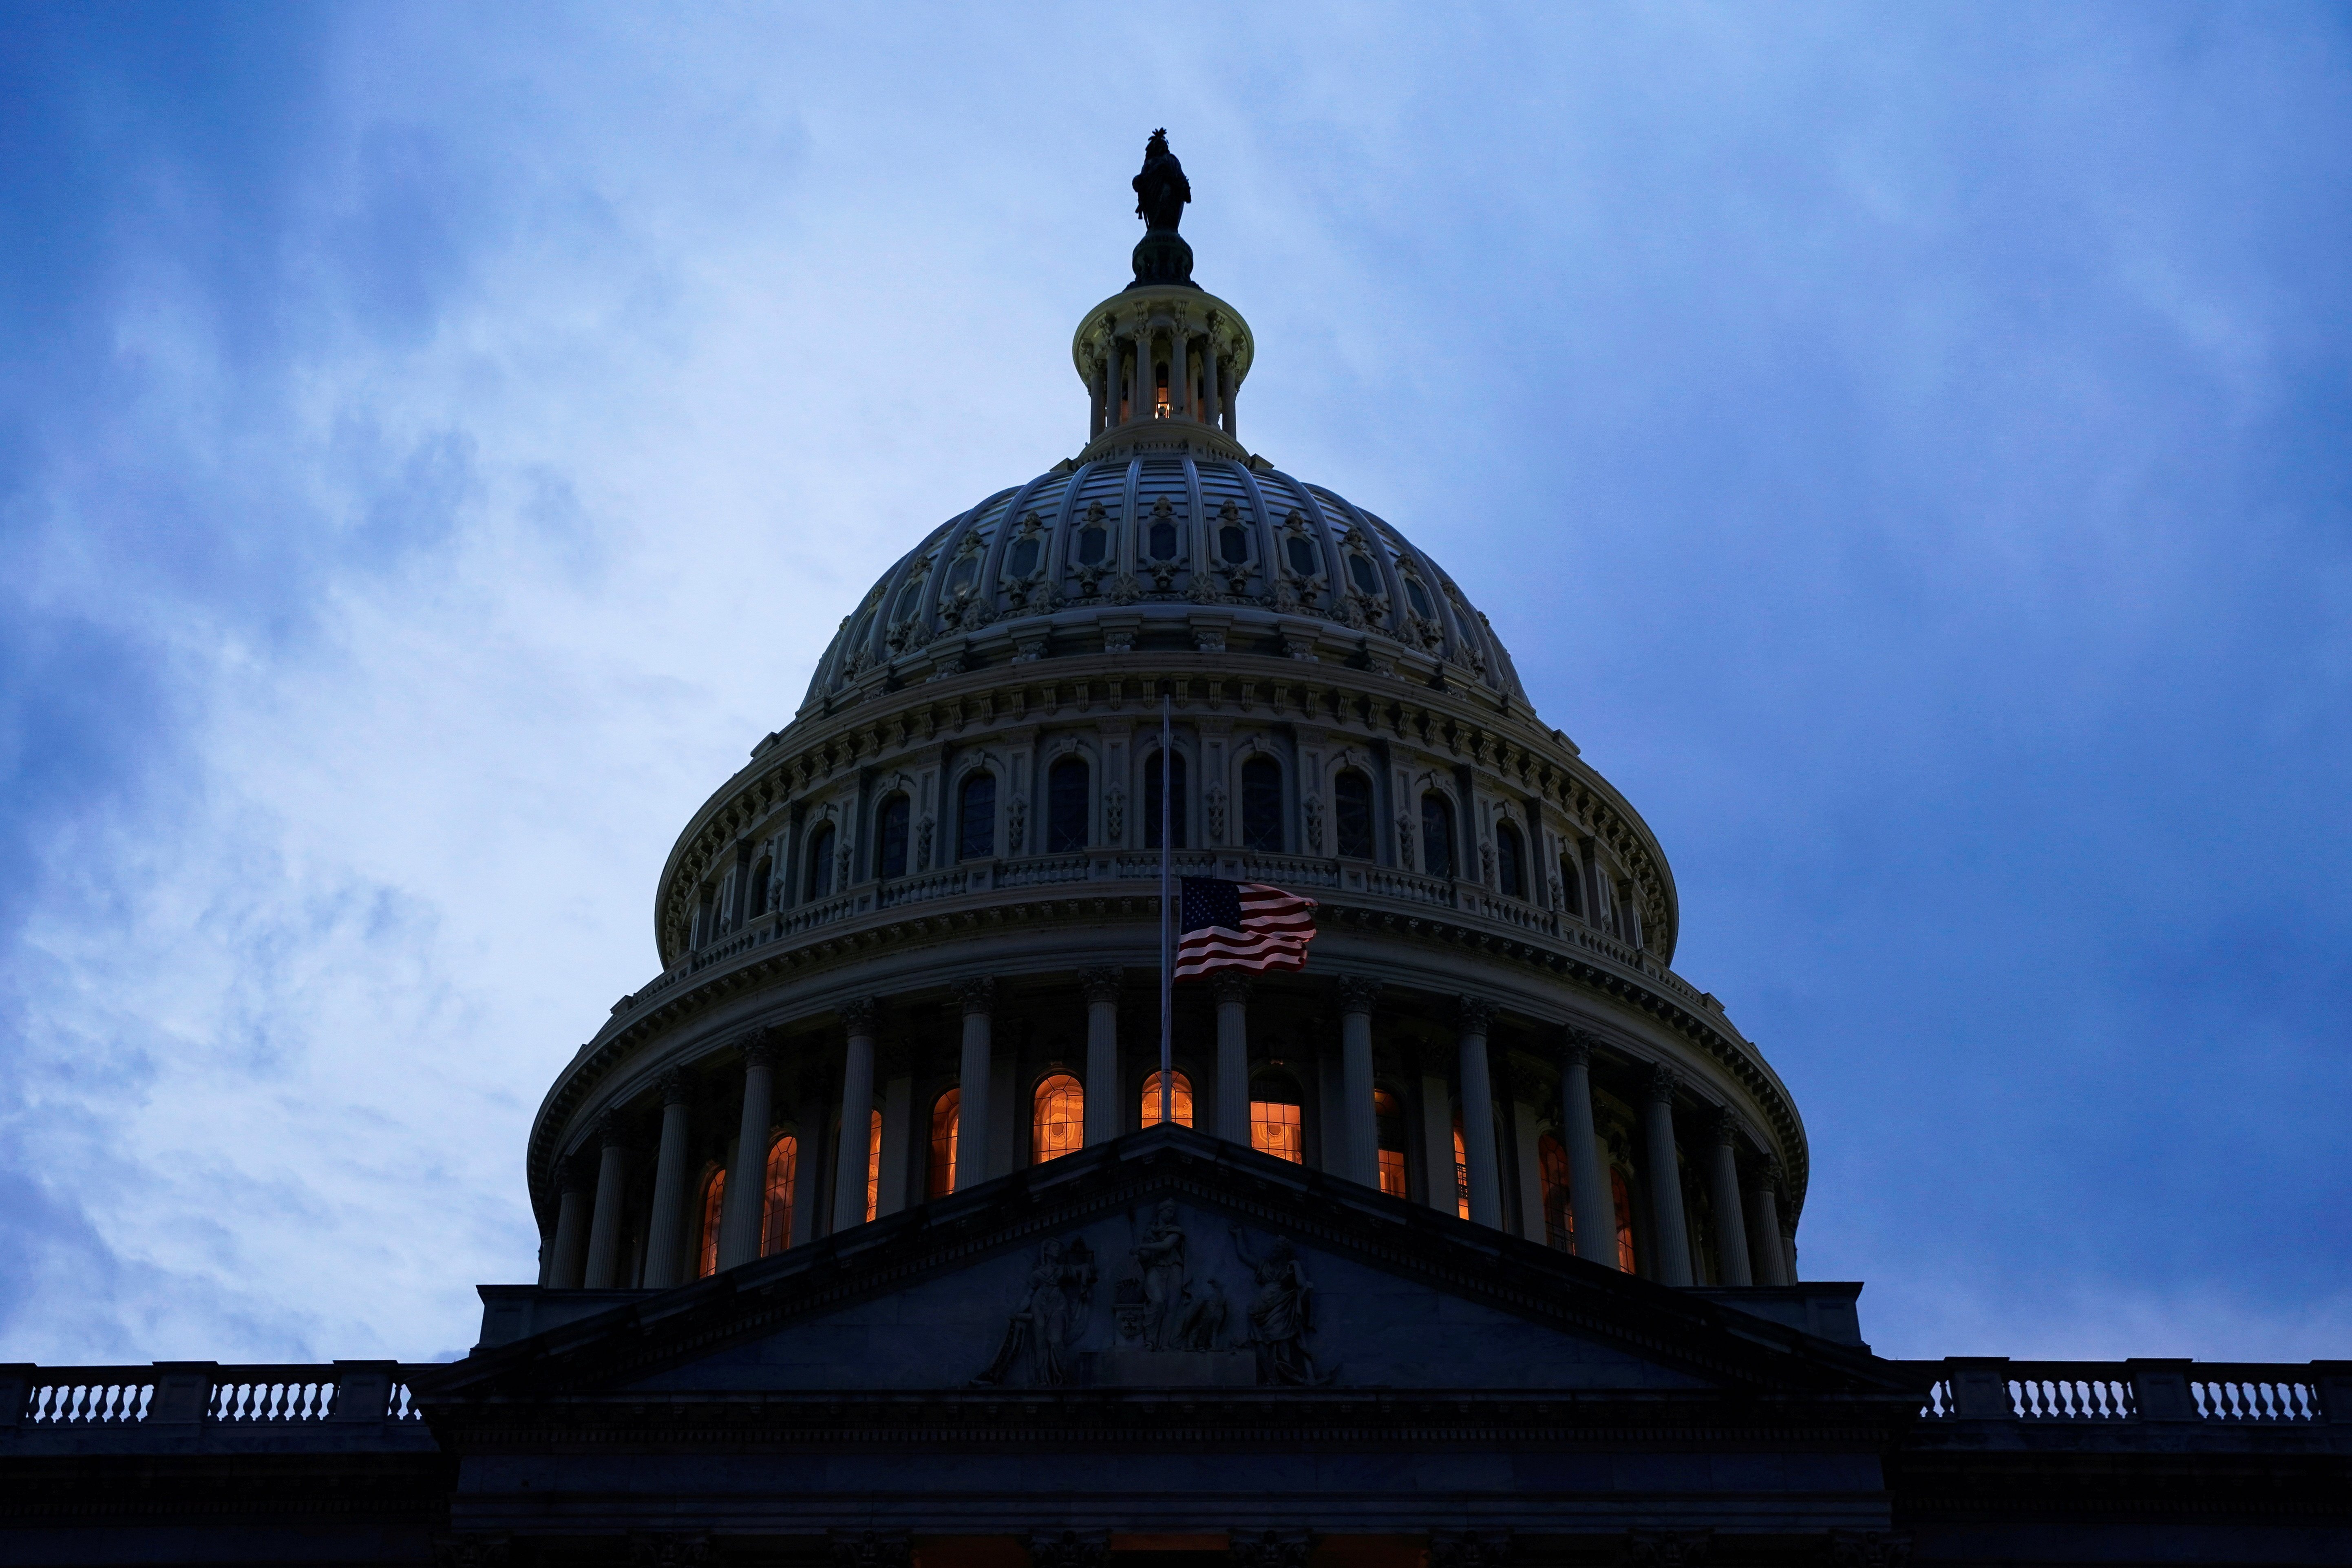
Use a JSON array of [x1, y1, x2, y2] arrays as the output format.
[[1159, 690, 1173, 1131]]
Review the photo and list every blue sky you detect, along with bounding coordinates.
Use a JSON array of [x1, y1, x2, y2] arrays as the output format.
[[1, 3, 2346, 1365]]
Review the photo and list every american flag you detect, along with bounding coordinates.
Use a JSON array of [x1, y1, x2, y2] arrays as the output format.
[[1174, 877, 1318, 979]]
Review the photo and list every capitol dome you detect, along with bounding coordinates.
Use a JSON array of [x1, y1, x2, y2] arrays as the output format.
[[523, 140, 1809, 1313]]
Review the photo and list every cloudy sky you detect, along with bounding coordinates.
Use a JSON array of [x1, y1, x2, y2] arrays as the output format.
[[2, 3, 2347, 1367]]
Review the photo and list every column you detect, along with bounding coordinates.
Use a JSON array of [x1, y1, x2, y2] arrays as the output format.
[[832, 998, 879, 1232], [876, 1067, 913, 1218], [1336, 977, 1381, 1189], [1745, 1155, 1791, 1287], [955, 977, 995, 1190], [1641, 1064, 1694, 1286], [1082, 968, 1122, 1144], [718, 1038, 776, 1269], [1512, 1098, 1548, 1245], [548, 1157, 593, 1288], [641, 1073, 695, 1288], [1200, 345, 1222, 429], [1705, 1106, 1754, 1286], [1221, 361, 1238, 437], [581, 1116, 631, 1289], [1454, 997, 1504, 1229], [1559, 1031, 1617, 1266], [1420, 1061, 1455, 1215], [1091, 345, 1108, 437], [1782, 1214, 1800, 1283], [1213, 971, 1250, 1143], [1170, 326, 1189, 419]]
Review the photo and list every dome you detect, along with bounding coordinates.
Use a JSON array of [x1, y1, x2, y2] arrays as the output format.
[[800, 455, 1531, 714]]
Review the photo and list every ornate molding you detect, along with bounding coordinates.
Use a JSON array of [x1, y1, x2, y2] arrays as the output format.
[[629, 1535, 711, 1568], [1561, 1025, 1599, 1070], [1645, 1062, 1682, 1105], [1455, 994, 1495, 1037], [1027, 1531, 1109, 1568], [1211, 970, 1253, 1004], [657, 1069, 690, 1108], [1428, 1533, 1511, 1568], [1081, 966, 1124, 1004], [839, 996, 881, 1037], [1229, 1532, 1316, 1568], [1625, 1531, 1711, 1568], [1707, 1104, 1744, 1148], [829, 1532, 910, 1568], [1336, 975, 1383, 1013]]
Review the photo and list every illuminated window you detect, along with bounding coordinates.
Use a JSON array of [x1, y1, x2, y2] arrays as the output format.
[[865, 1108, 882, 1222], [1153, 362, 1171, 418], [1612, 1167, 1637, 1275], [928, 1090, 959, 1199], [1537, 1134, 1572, 1252], [696, 1167, 726, 1279], [1452, 1120, 1471, 1220], [760, 1135, 797, 1257], [1140, 1070, 1194, 1129], [1034, 1074, 1084, 1163], [1250, 1076, 1304, 1164], [1374, 1089, 1408, 1199]]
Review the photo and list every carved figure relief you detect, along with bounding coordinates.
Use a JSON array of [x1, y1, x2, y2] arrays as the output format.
[[974, 1237, 1096, 1388], [1229, 1226, 1331, 1385], [1132, 1201, 1188, 1350]]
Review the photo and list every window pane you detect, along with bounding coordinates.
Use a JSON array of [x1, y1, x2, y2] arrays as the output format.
[[1452, 1123, 1471, 1220], [1144, 752, 1187, 849], [1561, 856, 1585, 917], [1008, 537, 1040, 578], [1220, 524, 1248, 564], [928, 1090, 960, 1199], [878, 796, 910, 879], [866, 1109, 882, 1222], [1334, 771, 1374, 860], [959, 773, 996, 860], [806, 826, 835, 899], [1034, 1073, 1085, 1162], [1140, 1070, 1194, 1129], [1250, 1100, 1303, 1164], [696, 1169, 726, 1279], [1149, 520, 1178, 559], [1347, 553, 1380, 596], [1497, 824, 1524, 898], [1421, 794, 1454, 879], [1405, 578, 1433, 618], [1285, 536, 1317, 576], [1241, 757, 1282, 852], [1078, 526, 1107, 565], [1538, 1134, 1572, 1252], [1612, 1168, 1638, 1274], [761, 1136, 797, 1257], [1048, 759, 1089, 852]]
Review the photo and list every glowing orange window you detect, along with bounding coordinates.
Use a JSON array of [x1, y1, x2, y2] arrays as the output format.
[[1141, 1070, 1194, 1129], [1452, 1121, 1471, 1220], [760, 1135, 797, 1257], [1537, 1134, 1573, 1252], [1250, 1098, 1304, 1164], [1612, 1167, 1638, 1275], [1374, 1089, 1407, 1199], [864, 1109, 882, 1221], [695, 1167, 726, 1278], [1033, 1073, 1084, 1164], [928, 1090, 959, 1199]]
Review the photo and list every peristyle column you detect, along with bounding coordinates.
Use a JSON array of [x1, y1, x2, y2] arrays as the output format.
[[1641, 1063, 1694, 1286], [1559, 1030, 1618, 1267], [1336, 976, 1382, 1189], [1704, 1106, 1754, 1286], [955, 977, 996, 1190], [1454, 997, 1504, 1230], [1170, 325, 1190, 419], [831, 998, 879, 1232], [1081, 968, 1122, 1144], [1745, 1155, 1791, 1287], [640, 1072, 694, 1288], [718, 1036, 776, 1270], [581, 1116, 631, 1290], [548, 1157, 594, 1288], [1213, 971, 1251, 1144]]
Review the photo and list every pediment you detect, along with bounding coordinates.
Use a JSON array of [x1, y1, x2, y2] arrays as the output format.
[[422, 1127, 1899, 1405]]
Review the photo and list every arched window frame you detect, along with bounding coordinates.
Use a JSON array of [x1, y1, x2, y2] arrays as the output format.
[[694, 1164, 727, 1279], [1537, 1132, 1572, 1252], [1140, 1069, 1194, 1129], [1142, 745, 1189, 850], [1372, 1085, 1409, 1199], [1332, 767, 1376, 861], [927, 1088, 961, 1199], [804, 820, 837, 901], [747, 856, 771, 920], [1239, 752, 1284, 853], [1032, 1072, 1085, 1164], [956, 769, 997, 861], [1046, 753, 1091, 853], [875, 793, 912, 880], [1495, 818, 1526, 899], [1560, 851, 1587, 919], [1421, 791, 1457, 881], [1248, 1069, 1306, 1164], [760, 1132, 798, 1257]]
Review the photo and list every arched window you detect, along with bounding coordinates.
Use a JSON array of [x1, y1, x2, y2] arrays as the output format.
[[1496, 821, 1526, 898], [1422, 793, 1455, 880], [927, 1089, 960, 1199], [695, 1167, 726, 1279], [1374, 1089, 1408, 1199], [805, 823, 835, 900], [1560, 854, 1586, 919], [1144, 750, 1187, 849], [1241, 756, 1283, 852], [693, 888, 716, 947], [1047, 757, 1089, 852], [1451, 1119, 1471, 1220], [1033, 1074, 1084, 1163], [1612, 1167, 1638, 1274], [761, 1134, 797, 1257], [1249, 1073, 1304, 1164], [865, 1108, 882, 1222], [747, 857, 771, 919], [1140, 1070, 1193, 1129], [1537, 1134, 1572, 1252], [875, 795, 910, 879], [958, 772, 996, 860], [1334, 770, 1375, 860]]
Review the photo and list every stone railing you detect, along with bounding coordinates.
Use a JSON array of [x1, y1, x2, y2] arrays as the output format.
[[4, 1361, 427, 1432], [1912, 1358, 2343, 1424]]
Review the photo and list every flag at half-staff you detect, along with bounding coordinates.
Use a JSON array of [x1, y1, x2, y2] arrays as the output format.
[[1173, 877, 1318, 979]]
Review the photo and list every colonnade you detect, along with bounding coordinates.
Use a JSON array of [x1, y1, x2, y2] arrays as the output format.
[[544, 972, 1795, 1293], [1089, 314, 1238, 440]]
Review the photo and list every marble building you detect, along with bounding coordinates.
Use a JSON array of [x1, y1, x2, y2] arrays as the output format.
[[1, 136, 2345, 1568]]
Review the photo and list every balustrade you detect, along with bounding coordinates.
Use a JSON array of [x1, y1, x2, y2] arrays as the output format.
[[13, 1365, 425, 1427], [1913, 1360, 2328, 1424]]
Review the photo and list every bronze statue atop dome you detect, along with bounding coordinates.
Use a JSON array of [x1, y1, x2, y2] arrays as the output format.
[[1133, 128, 1191, 233]]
